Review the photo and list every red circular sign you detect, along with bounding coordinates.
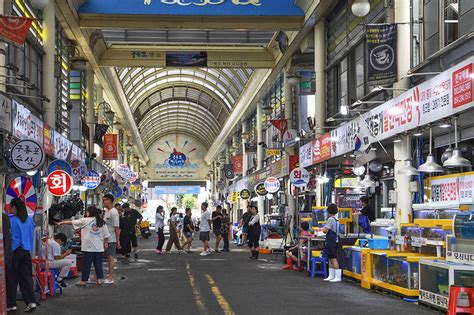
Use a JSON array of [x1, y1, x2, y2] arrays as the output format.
[[47, 170, 73, 196]]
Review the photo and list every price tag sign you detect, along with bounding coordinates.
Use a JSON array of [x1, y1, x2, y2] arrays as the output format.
[[10, 139, 45, 172], [395, 235, 404, 245], [411, 237, 427, 247]]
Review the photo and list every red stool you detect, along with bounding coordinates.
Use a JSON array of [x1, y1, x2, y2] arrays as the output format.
[[32, 259, 50, 300], [448, 286, 474, 315]]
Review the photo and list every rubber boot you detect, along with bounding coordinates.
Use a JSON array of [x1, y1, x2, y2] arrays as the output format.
[[254, 250, 259, 260], [324, 268, 335, 281], [249, 251, 256, 260], [330, 269, 342, 282], [282, 258, 294, 270]]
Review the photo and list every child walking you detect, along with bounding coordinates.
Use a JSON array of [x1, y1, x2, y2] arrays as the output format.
[[316, 204, 341, 282]]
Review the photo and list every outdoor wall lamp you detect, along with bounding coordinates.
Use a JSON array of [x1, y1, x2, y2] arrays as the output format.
[[351, 0, 370, 17]]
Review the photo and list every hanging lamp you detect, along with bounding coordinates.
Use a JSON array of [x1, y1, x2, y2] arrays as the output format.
[[397, 136, 420, 176], [418, 126, 444, 173], [443, 116, 471, 168], [359, 163, 376, 187]]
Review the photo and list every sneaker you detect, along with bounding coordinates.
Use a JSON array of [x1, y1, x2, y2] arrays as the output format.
[[104, 278, 115, 285], [6, 306, 17, 312], [200, 251, 209, 256], [208, 248, 215, 253], [155, 249, 163, 254], [24, 303, 37, 313], [214, 249, 221, 253], [134, 253, 138, 259], [59, 280, 67, 288]]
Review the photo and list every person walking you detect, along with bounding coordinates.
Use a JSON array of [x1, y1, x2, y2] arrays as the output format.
[[155, 206, 166, 254], [221, 209, 230, 252], [8, 198, 37, 312], [212, 205, 224, 252], [123, 203, 143, 259], [117, 206, 133, 264], [248, 206, 261, 261], [165, 207, 183, 252], [199, 202, 212, 256], [239, 206, 252, 246], [102, 194, 120, 284], [58, 206, 110, 286], [182, 208, 194, 252]]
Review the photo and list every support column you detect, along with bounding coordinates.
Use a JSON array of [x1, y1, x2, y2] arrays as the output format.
[[284, 70, 296, 233], [314, 20, 326, 207], [314, 20, 326, 138], [241, 120, 249, 211], [256, 104, 264, 214], [43, 1, 57, 128], [86, 65, 95, 155], [394, 0, 412, 229], [394, 135, 412, 226]]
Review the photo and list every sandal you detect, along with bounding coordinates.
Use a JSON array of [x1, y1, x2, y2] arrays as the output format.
[[75, 282, 87, 286]]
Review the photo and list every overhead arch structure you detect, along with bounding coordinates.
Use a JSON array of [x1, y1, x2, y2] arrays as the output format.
[[116, 67, 254, 149]]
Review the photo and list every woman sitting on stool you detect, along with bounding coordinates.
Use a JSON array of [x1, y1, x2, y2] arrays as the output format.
[[282, 222, 310, 271]]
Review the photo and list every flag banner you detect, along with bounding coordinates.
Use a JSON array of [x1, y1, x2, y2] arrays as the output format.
[[103, 134, 118, 160], [244, 142, 257, 153], [366, 23, 397, 83], [94, 124, 109, 147], [0, 15, 34, 46], [223, 164, 235, 179], [233, 155, 243, 174], [270, 119, 288, 134]]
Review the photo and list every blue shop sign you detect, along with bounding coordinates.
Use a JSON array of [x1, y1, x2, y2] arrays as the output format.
[[79, 0, 304, 17], [47, 160, 72, 176], [81, 170, 101, 190]]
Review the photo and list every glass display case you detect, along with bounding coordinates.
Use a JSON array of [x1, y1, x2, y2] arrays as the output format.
[[400, 226, 421, 238], [419, 260, 474, 310], [446, 214, 474, 265], [421, 227, 452, 243], [372, 254, 418, 290], [343, 247, 362, 275], [454, 213, 474, 239]]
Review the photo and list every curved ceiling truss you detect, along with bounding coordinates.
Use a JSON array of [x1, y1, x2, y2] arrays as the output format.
[[116, 67, 254, 150]]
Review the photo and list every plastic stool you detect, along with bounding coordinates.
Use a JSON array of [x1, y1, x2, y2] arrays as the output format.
[[68, 266, 78, 278], [310, 257, 328, 279], [448, 285, 474, 315], [48, 269, 63, 297]]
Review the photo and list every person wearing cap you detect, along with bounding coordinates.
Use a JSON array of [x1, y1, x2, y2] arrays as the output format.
[[123, 203, 143, 259]]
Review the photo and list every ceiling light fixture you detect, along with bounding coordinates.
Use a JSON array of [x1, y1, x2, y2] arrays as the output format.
[[397, 136, 420, 176], [418, 126, 443, 173], [443, 116, 471, 168]]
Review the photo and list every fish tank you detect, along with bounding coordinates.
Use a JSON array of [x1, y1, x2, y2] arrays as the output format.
[[413, 209, 463, 220], [373, 255, 418, 289], [419, 261, 450, 296], [312, 209, 327, 223], [371, 226, 391, 237], [454, 213, 474, 239], [421, 227, 452, 242], [401, 226, 421, 238], [338, 208, 352, 220], [343, 247, 361, 275]]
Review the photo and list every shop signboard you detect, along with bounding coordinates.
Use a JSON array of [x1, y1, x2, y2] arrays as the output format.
[[270, 119, 288, 135], [28, 114, 43, 144], [10, 139, 45, 172], [81, 170, 101, 190], [313, 133, 331, 164], [233, 155, 243, 174], [283, 129, 298, 147], [47, 170, 73, 196], [240, 189, 250, 200], [223, 163, 234, 179], [154, 186, 201, 195], [289, 167, 310, 188], [244, 142, 257, 152], [53, 130, 73, 160], [289, 155, 299, 173], [130, 185, 141, 193], [329, 56, 474, 159], [71, 160, 87, 182], [12, 100, 30, 139], [0, 94, 12, 133], [48, 159, 72, 176], [266, 148, 281, 157], [231, 191, 239, 203], [419, 290, 448, 309], [43, 124, 54, 157], [264, 177, 280, 193], [117, 164, 132, 179], [299, 142, 312, 168], [254, 182, 268, 196], [429, 173, 474, 204]]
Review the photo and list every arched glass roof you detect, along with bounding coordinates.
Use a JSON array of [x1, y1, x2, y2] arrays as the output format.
[[116, 67, 253, 149]]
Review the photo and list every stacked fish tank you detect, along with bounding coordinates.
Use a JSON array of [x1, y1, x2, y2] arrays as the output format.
[[343, 248, 362, 275], [447, 213, 474, 260], [372, 254, 419, 290]]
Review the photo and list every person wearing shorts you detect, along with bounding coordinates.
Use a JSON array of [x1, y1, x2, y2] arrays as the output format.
[[102, 194, 120, 285], [182, 208, 194, 253], [212, 206, 224, 252], [239, 206, 252, 246], [199, 203, 212, 256]]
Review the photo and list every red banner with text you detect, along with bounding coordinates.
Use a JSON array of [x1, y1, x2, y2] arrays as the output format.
[[103, 134, 118, 160], [233, 155, 243, 174], [0, 16, 34, 46]]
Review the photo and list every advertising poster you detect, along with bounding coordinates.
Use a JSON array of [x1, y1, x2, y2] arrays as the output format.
[[0, 94, 12, 133], [366, 23, 397, 83]]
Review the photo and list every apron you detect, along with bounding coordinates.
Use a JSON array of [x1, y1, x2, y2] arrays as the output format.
[[324, 217, 339, 258]]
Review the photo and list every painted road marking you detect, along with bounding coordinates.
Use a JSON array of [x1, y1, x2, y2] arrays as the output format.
[[147, 268, 177, 272], [205, 274, 235, 315], [186, 264, 207, 314], [200, 259, 227, 261]]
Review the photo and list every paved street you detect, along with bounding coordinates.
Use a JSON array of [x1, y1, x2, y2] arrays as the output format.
[[31, 237, 438, 315]]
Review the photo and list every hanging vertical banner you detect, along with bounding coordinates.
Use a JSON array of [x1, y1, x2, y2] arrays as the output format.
[[223, 164, 234, 179], [270, 119, 288, 135], [43, 124, 54, 157], [95, 124, 109, 147], [0, 94, 12, 133], [244, 142, 257, 153], [0, 16, 34, 46], [366, 23, 397, 83], [103, 134, 118, 160], [12, 100, 30, 139], [233, 155, 243, 174]]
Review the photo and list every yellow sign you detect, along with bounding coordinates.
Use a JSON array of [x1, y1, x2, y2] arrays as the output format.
[[231, 191, 239, 203], [130, 185, 141, 193], [266, 149, 281, 157]]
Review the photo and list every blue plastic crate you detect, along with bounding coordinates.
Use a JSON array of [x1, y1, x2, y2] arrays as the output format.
[[367, 238, 390, 249]]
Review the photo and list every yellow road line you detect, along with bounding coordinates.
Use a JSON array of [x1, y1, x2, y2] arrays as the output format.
[[186, 263, 207, 314], [205, 274, 235, 315]]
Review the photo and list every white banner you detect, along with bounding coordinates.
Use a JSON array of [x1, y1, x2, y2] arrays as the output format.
[[28, 114, 43, 144], [0, 94, 12, 132], [53, 130, 73, 160], [330, 56, 474, 157], [299, 142, 313, 168], [430, 173, 474, 204], [12, 101, 30, 139]]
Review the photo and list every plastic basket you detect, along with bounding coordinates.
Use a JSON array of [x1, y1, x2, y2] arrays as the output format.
[[367, 238, 390, 249]]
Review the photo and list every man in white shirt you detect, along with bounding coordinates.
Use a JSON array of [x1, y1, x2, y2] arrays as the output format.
[[199, 202, 212, 256], [42, 233, 73, 288], [102, 194, 121, 284]]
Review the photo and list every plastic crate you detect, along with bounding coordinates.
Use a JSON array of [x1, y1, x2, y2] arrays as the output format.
[[367, 238, 390, 249]]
